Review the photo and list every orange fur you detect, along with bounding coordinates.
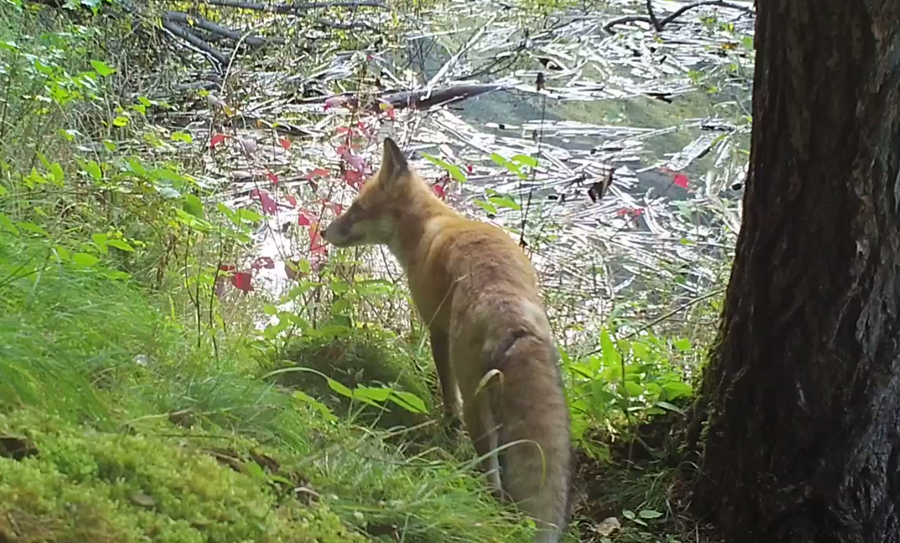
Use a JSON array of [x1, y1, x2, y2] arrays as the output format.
[[323, 139, 572, 542]]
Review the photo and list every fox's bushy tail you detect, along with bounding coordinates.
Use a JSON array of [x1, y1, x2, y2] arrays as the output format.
[[488, 332, 572, 543]]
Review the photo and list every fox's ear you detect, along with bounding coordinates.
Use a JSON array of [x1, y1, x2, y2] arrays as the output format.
[[379, 137, 409, 183]]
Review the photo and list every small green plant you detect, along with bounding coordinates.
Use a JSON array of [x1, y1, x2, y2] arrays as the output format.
[[562, 328, 695, 461]]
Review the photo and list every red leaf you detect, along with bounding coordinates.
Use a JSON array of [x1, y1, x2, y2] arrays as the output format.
[[278, 138, 291, 150], [342, 169, 363, 189], [218, 264, 236, 273], [266, 171, 279, 185], [307, 168, 329, 179], [250, 189, 278, 215], [210, 134, 227, 148], [231, 271, 254, 292], [616, 207, 644, 217], [284, 194, 297, 208], [336, 126, 351, 135], [466, 164, 474, 173], [297, 209, 315, 226], [673, 174, 689, 189], [324, 201, 343, 215], [251, 256, 275, 270], [432, 184, 446, 200], [324, 96, 345, 111], [356, 121, 371, 137], [307, 221, 327, 255]]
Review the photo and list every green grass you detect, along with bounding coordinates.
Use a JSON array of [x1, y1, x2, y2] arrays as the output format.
[[0, 236, 535, 542]]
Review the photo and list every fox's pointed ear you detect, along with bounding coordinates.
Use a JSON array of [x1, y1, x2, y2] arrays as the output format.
[[379, 137, 409, 182]]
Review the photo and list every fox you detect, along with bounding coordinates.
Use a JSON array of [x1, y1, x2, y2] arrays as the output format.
[[322, 138, 572, 543]]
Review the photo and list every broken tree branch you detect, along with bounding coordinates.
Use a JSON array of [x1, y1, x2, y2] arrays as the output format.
[[161, 20, 229, 66], [605, 1, 753, 34], [198, 0, 387, 13], [163, 12, 284, 47]]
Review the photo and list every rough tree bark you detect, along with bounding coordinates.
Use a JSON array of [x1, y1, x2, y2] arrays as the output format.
[[690, 1, 900, 543]]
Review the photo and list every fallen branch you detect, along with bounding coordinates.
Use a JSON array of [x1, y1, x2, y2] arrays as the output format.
[[313, 19, 379, 31], [302, 84, 504, 111], [605, 0, 753, 34], [199, 0, 387, 13], [161, 20, 229, 66], [163, 12, 284, 47]]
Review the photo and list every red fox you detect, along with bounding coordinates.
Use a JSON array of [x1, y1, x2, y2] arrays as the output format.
[[322, 138, 572, 542]]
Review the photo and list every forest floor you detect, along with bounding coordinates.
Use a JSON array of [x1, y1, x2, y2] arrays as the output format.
[[0, 0, 752, 541]]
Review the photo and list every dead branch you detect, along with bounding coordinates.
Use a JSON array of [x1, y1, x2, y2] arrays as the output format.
[[163, 12, 284, 47], [313, 19, 378, 31], [161, 20, 229, 66], [605, 1, 753, 34], [301, 84, 503, 111], [198, 0, 387, 13]]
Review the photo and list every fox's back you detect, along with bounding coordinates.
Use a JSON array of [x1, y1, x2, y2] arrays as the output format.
[[406, 214, 548, 341]]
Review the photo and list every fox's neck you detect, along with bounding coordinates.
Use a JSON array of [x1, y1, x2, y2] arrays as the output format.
[[388, 182, 459, 270]]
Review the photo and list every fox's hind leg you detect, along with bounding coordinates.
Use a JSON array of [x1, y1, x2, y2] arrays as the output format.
[[462, 386, 503, 494]]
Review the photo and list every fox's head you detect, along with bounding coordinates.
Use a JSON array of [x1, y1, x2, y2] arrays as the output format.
[[322, 138, 418, 248]]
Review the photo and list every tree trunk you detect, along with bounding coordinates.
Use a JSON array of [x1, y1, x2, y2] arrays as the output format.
[[690, 2, 900, 542]]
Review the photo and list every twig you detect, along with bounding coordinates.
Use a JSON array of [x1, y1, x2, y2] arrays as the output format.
[[423, 13, 498, 97], [199, 0, 387, 12], [646, 0, 661, 31], [605, 1, 753, 34]]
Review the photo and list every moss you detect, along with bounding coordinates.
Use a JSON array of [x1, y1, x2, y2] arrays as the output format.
[[0, 411, 365, 543]]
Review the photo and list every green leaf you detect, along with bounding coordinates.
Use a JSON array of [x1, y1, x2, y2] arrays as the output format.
[[390, 390, 427, 413], [81, 160, 102, 181], [48, 162, 64, 185], [327, 378, 353, 399], [354, 386, 391, 403], [421, 152, 467, 183], [293, 390, 336, 422], [72, 253, 99, 267], [112, 116, 129, 127], [92, 233, 108, 253], [622, 381, 644, 397], [263, 304, 278, 315], [639, 509, 663, 520], [674, 338, 692, 352], [16, 222, 47, 237], [183, 194, 204, 219], [171, 131, 193, 144], [661, 381, 693, 400], [656, 401, 685, 415], [491, 152, 526, 179], [489, 195, 521, 210], [622, 510, 647, 526], [103, 140, 116, 152], [473, 199, 497, 215], [511, 154, 538, 168], [0, 214, 20, 235], [90, 60, 116, 77], [600, 329, 622, 368], [107, 239, 135, 252], [235, 208, 264, 223], [33, 59, 54, 75]]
